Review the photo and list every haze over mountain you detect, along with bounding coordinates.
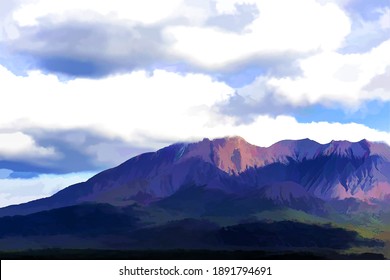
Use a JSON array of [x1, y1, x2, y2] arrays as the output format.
[[1, 136, 389, 218]]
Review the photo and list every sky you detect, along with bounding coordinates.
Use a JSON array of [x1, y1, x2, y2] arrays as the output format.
[[0, 0, 389, 207]]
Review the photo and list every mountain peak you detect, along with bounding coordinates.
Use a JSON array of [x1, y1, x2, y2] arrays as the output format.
[[174, 137, 390, 173], [198, 135, 249, 145], [222, 135, 247, 142], [328, 139, 390, 159], [177, 135, 261, 173]]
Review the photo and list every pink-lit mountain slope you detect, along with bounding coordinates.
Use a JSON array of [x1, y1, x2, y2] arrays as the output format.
[[178, 137, 390, 172]]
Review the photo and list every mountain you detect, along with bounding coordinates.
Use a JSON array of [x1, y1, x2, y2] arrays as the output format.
[[1, 137, 390, 218], [1, 136, 390, 258]]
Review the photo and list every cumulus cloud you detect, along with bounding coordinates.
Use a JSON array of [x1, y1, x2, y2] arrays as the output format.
[[0, 132, 56, 160], [29, 128, 152, 171], [0, 171, 96, 207], [220, 39, 390, 120], [0, 64, 234, 151], [1, 0, 352, 76], [266, 39, 390, 109], [10, 19, 170, 77], [149, 113, 390, 148], [229, 115, 390, 147], [166, 0, 350, 69], [1, 63, 389, 165]]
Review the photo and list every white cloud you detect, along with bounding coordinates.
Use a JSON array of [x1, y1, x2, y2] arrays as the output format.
[[163, 114, 390, 148], [0, 63, 389, 154], [165, 0, 350, 68], [265, 39, 390, 109], [4, 0, 351, 72], [0, 171, 96, 207], [0, 63, 389, 207], [0, 132, 56, 159], [232, 115, 390, 147], [0, 65, 234, 150]]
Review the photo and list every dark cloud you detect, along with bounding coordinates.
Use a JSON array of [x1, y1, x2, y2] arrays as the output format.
[[3, 1, 282, 81], [0, 160, 57, 174], [0, 43, 35, 75], [39, 57, 104, 77], [8, 171, 39, 179], [11, 17, 169, 77], [0, 129, 152, 174], [6, 5, 306, 81]]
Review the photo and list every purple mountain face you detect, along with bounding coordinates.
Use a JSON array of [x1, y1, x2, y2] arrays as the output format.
[[1, 136, 390, 217]]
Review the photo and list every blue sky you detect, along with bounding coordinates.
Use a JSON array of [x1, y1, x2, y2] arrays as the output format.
[[0, 0, 389, 206]]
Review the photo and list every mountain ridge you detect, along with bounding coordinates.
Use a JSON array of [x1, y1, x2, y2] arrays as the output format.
[[0, 136, 389, 218], [174, 137, 390, 172]]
